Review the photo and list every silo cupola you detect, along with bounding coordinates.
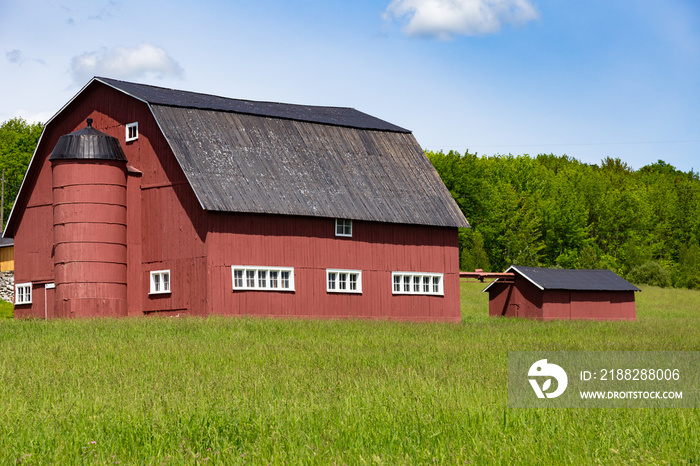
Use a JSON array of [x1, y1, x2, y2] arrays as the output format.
[[49, 118, 127, 161]]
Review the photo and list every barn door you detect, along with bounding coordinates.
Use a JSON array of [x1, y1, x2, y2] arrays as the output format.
[[44, 283, 55, 319]]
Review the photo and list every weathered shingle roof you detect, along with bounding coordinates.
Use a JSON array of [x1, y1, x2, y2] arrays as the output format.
[[98, 77, 469, 228], [484, 265, 641, 292]]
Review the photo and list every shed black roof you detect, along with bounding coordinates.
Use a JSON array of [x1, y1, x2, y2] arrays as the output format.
[[484, 265, 641, 292], [97, 77, 469, 228]]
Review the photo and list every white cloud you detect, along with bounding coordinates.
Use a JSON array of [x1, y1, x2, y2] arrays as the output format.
[[70, 42, 184, 84], [384, 0, 538, 39], [6, 50, 46, 66], [7, 50, 23, 64]]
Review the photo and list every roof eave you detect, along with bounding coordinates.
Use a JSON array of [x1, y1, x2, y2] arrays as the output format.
[[481, 265, 544, 293], [95, 76, 151, 107], [4, 78, 122, 237], [509, 265, 545, 290]]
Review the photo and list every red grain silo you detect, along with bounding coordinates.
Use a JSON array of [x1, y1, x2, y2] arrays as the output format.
[[49, 119, 128, 317]]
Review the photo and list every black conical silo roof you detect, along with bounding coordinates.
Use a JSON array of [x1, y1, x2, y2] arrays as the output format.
[[49, 119, 127, 161]]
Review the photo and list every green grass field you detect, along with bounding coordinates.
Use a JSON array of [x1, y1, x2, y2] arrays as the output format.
[[0, 299, 13, 318], [0, 283, 697, 464]]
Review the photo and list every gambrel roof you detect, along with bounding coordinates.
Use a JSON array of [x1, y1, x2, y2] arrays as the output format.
[[99, 78, 468, 227], [5, 77, 469, 236]]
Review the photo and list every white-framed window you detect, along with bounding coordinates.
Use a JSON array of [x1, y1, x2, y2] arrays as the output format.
[[15, 282, 32, 305], [327, 269, 362, 294], [126, 122, 139, 142], [335, 219, 352, 237], [392, 272, 443, 296], [232, 266, 295, 291], [150, 270, 171, 295]]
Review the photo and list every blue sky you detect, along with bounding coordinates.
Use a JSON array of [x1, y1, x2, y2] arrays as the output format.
[[1, 0, 699, 172]]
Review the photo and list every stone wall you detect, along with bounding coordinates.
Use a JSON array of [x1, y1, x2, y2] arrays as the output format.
[[0, 271, 14, 303]]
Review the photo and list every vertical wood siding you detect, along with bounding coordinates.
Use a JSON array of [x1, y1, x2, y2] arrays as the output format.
[[52, 160, 127, 318], [206, 213, 461, 322], [563, 291, 636, 321], [489, 278, 637, 321]]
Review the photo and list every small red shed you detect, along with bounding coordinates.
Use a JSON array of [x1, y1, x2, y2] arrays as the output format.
[[483, 265, 639, 321]]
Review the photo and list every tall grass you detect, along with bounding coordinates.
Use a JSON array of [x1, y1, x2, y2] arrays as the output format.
[[0, 284, 697, 464]]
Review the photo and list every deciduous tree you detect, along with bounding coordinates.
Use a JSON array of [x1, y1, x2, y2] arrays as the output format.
[[0, 117, 43, 230]]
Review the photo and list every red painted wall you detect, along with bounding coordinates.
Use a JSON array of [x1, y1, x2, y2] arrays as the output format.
[[11, 81, 461, 321], [12, 123, 55, 319], [487, 282, 511, 318], [554, 291, 636, 321], [204, 213, 460, 321], [487, 277, 542, 319], [541, 290, 571, 319]]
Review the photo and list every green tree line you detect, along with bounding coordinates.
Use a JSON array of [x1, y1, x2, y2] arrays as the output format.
[[1, 118, 43, 231], [427, 150, 700, 289]]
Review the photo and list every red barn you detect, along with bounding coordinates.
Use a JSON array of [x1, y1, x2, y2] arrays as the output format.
[[484, 265, 639, 321], [4, 77, 468, 321]]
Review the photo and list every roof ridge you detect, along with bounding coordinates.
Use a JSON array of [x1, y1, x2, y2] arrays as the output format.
[[96, 76, 357, 111], [96, 77, 410, 133], [484, 265, 640, 292]]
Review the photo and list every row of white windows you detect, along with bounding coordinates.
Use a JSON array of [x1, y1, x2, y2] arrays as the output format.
[[15, 269, 444, 304], [152, 268, 443, 296], [231, 267, 443, 296], [14, 274, 172, 304], [151, 268, 368, 294], [16, 218, 356, 302]]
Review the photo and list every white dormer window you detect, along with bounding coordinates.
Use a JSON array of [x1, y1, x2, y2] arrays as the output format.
[[335, 219, 352, 237], [126, 122, 138, 142]]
